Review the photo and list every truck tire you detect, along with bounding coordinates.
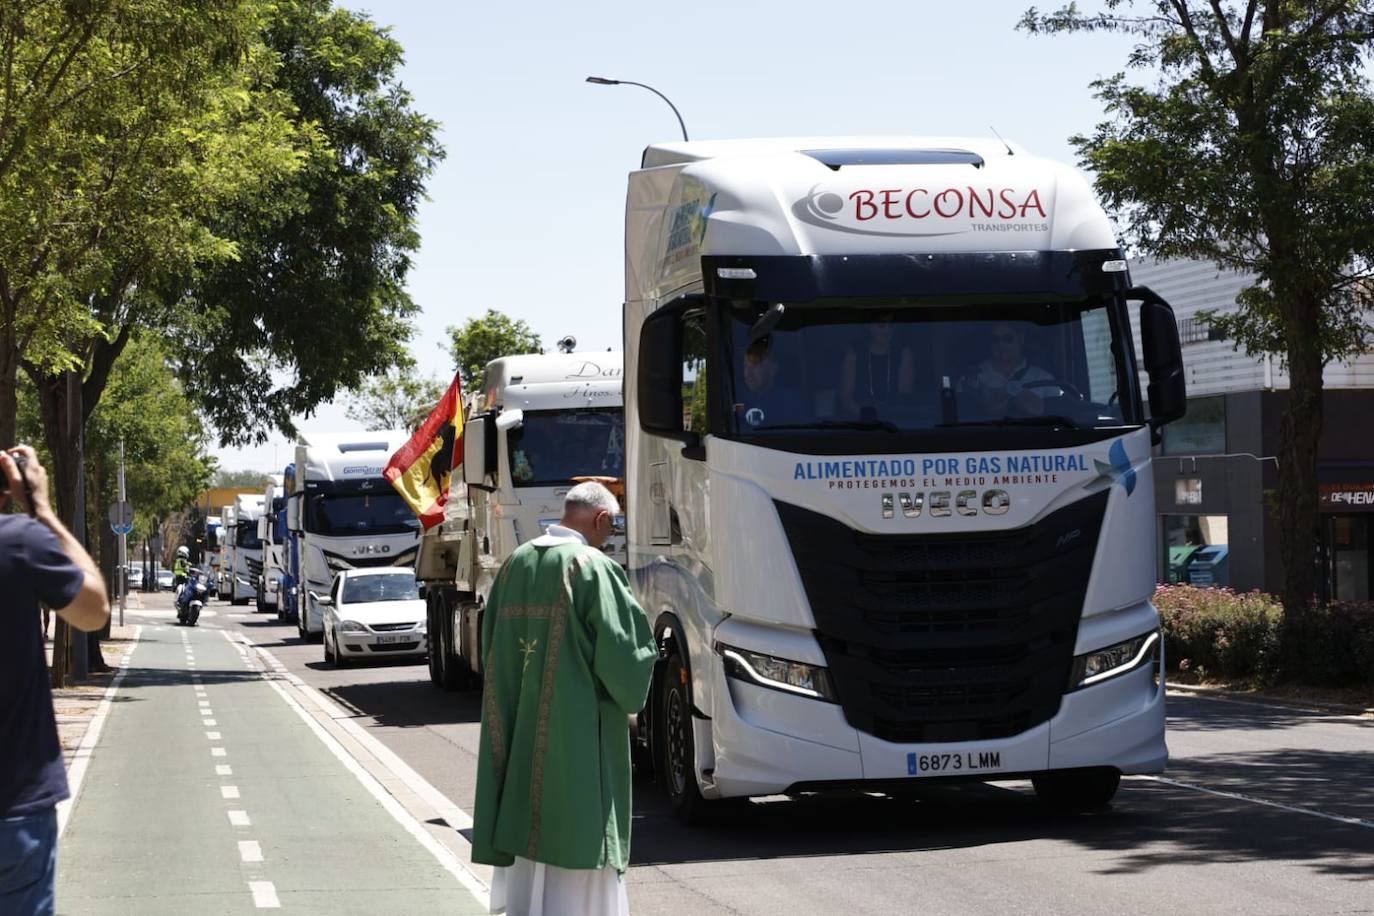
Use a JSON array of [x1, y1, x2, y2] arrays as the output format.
[[428, 588, 468, 691], [1031, 768, 1121, 812], [658, 649, 712, 825]]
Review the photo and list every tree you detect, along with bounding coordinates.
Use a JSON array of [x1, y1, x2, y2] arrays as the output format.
[[213, 469, 273, 488], [448, 309, 542, 386], [1020, 1, 1374, 676], [174, 0, 444, 445], [345, 361, 447, 431]]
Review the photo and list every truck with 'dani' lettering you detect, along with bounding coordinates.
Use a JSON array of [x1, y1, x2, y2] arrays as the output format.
[[418, 349, 625, 690], [227, 493, 265, 606], [256, 476, 287, 614], [623, 137, 1187, 821], [286, 432, 422, 640]]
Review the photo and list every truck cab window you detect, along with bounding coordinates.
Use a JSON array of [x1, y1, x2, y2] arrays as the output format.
[[507, 409, 624, 487]]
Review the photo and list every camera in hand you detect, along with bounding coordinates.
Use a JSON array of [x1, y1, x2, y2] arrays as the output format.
[[3, 449, 35, 516]]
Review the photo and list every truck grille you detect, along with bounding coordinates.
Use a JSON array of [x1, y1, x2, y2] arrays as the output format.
[[774, 491, 1108, 744]]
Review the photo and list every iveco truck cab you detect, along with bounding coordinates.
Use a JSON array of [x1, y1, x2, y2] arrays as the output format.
[[623, 136, 1186, 820]]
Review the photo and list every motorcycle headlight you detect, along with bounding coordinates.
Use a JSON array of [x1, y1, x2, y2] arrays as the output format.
[[716, 642, 837, 702], [1070, 630, 1161, 690], [339, 620, 366, 634]]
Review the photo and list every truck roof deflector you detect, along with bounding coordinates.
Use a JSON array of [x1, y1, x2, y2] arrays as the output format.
[[802, 148, 986, 170]]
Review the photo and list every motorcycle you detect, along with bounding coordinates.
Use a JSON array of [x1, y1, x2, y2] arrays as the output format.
[[176, 574, 208, 626]]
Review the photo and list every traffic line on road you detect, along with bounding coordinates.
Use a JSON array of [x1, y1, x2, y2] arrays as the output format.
[[57, 625, 143, 840], [221, 786, 240, 799], [227, 629, 491, 909], [1133, 775, 1374, 830], [227, 809, 251, 827], [216, 765, 233, 776], [248, 880, 280, 908], [203, 718, 217, 726], [238, 840, 263, 863], [206, 731, 222, 740], [211, 747, 227, 758]]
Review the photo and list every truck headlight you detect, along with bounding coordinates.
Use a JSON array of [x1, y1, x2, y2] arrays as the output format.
[[716, 642, 837, 702], [1071, 631, 1160, 689], [339, 620, 366, 633]]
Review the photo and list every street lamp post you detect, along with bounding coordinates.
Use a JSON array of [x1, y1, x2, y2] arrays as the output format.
[[585, 77, 689, 142]]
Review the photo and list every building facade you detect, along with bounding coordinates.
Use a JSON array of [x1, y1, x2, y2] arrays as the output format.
[[1129, 259, 1373, 602]]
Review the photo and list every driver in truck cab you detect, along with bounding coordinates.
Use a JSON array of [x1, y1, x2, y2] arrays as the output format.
[[735, 335, 804, 428], [958, 321, 1054, 418]]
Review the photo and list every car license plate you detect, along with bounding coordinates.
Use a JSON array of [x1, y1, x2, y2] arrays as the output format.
[[375, 632, 411, 645], [907, 750, 1003, 776]]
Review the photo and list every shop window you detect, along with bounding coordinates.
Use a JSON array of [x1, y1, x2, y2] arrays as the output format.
[[1175, 478, 1203, 506], [1162, 514, 1229, 586], [1327, 516, 1371, 602], [1161, 396, 1226, 455]]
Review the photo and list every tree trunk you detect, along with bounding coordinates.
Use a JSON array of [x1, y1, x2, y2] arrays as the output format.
[[0, 302, 15, 449], [1277, 294, 1325, 681]]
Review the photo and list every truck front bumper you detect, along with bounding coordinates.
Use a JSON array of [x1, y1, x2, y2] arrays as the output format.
[[700, 649, 1166, 799]]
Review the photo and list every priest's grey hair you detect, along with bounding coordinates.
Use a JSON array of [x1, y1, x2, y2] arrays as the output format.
[[564, 481, 620, 517]]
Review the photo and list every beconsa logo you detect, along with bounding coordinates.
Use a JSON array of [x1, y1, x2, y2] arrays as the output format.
[[793, 185, 1049, 237]]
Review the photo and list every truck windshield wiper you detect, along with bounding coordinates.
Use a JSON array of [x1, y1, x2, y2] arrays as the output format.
[[755, 419, 899, 432], [938, 415, 1081, 430]]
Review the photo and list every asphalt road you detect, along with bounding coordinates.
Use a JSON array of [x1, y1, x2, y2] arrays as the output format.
[[180, 597, 1374, 913]]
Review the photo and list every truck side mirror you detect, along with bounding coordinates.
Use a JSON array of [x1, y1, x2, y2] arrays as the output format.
[[464, 412, 498, 489], [1130, 286, 1187, 438], [637, 296, 702, 442], [286, 494, 302, 534]]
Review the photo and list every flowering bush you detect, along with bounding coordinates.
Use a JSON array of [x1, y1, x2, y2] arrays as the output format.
[[1154, 585, 1374, 686]]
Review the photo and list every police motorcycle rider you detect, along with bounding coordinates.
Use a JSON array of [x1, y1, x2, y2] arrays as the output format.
[[176, 566, 209, 626], [173, 545, 191, 590]]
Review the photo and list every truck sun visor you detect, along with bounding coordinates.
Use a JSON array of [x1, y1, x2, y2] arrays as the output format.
[[802, 148, 986, 170]]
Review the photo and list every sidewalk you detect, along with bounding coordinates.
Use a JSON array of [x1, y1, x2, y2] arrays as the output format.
[[56, 608, 488, 914]]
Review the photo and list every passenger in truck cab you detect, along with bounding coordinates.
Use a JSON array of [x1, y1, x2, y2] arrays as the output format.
[[958, 321, 1054, 418], [736, 335, 804, 428], [839, 314, 915, 417]]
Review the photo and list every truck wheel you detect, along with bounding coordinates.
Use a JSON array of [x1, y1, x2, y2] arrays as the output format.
[[426, 592, 446, 688], [658, 649, 712, 825], [1032, 768, 1121, 812], [439, 591, 469, 691]]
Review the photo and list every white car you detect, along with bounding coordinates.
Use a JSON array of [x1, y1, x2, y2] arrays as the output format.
[[321, 568, 427, 667], [156, 569, 177, 591]]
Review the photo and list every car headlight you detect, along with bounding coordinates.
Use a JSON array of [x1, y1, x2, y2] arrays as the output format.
[[339, 620, 366, 634], [416, 620, 427, 633], [715, 642, 837, 701], [1070, 630, 1160, 690]]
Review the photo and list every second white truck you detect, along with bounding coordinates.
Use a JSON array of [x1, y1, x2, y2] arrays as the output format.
[[418, 350, 625, 689]]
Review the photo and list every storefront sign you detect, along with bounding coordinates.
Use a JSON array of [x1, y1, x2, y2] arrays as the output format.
[[1320, 483, 1374, 511]]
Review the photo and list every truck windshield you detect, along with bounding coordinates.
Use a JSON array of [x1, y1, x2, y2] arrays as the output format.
[[305, 491, 420, 536], [507, 409, 625, 488], [722, 298, 1135, 436], [235, 524, 262, 550]]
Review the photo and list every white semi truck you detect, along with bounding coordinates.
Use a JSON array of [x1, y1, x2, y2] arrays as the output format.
[[418, 350, 625, 689], [287, 431, 422, 640], [256, 476, 286, 613], [622, 137, 1187, 820], [228, 493, 266, 606]]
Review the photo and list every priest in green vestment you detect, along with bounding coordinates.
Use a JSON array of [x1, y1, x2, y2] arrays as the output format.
[[473, 481, 657, 915]]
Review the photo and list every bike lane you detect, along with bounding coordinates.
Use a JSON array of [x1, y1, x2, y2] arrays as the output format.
[[57, 614, 487, 914]]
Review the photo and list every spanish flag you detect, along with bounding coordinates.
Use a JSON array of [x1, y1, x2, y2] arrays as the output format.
[[385, 374, 464, 530]]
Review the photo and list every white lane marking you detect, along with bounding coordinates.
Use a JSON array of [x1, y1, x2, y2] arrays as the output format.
[[227, 809, 251, 827], [57, 625, 143, 839], [1134, 775, 1374, 830], [216, 765, 233, 776], [229, 630, 489, 907], [203, 719, 217, 727], [206, 731, 222, 740], [221, 786, 240, 799], [199, 701, 211, 708], [211, 747, 227, 758], [248, 880, 280, 908], [239, 840, 263, 863]]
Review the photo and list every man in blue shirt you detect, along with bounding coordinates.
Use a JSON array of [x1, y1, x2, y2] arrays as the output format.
[[0, 446, 110, 916]]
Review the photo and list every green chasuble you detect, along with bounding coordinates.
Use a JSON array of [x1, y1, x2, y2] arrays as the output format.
[[471, 531, 657, 874]]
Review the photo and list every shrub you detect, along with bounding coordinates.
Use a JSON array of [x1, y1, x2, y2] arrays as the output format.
[[1153, 585, 1374, 687]]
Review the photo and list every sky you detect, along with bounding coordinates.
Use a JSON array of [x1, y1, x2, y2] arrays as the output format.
[[217, 0, 1140, 471]]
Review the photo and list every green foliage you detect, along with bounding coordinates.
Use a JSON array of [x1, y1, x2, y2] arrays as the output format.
[[1020, 1, 1374, 671], [448, 309, 542, 386], [213, 469, 274, 488], [344, 361, 447, 431], [1156, 584, 1374, 687], [174, 0, 444, 444]]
